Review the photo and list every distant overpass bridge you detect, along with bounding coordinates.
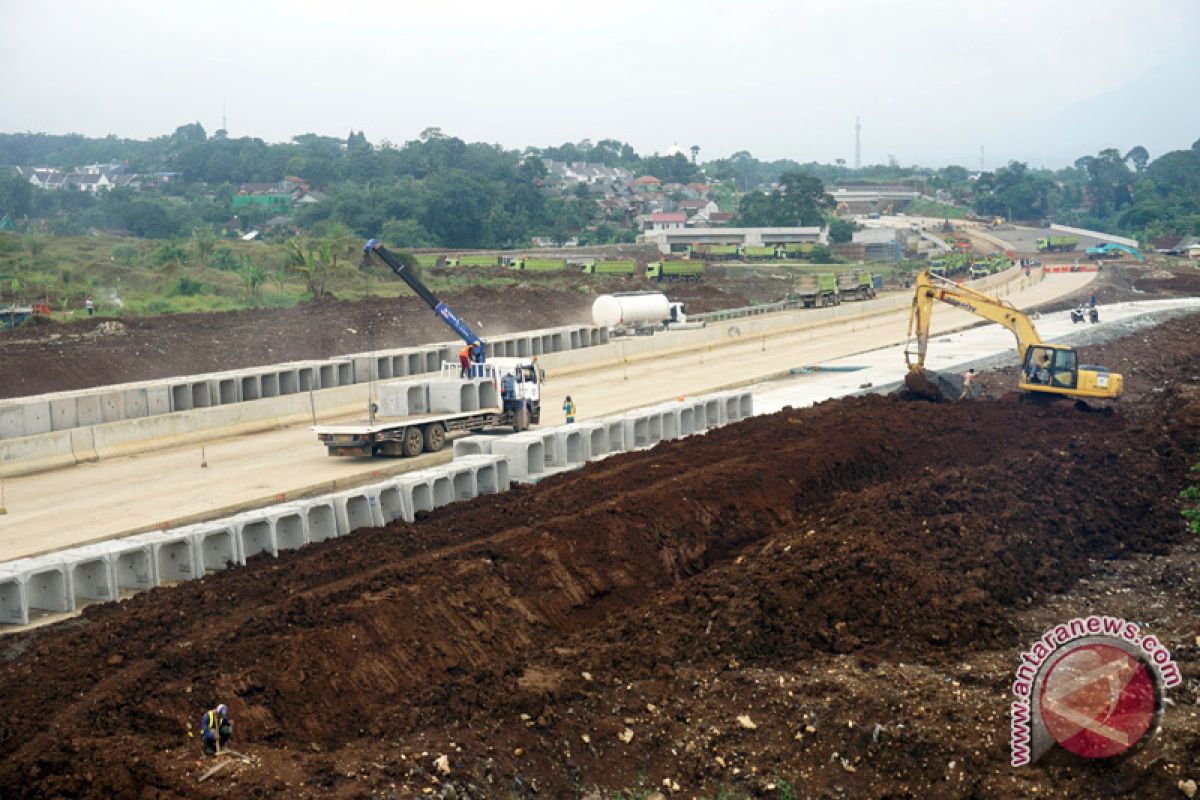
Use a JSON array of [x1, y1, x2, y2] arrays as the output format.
[[642, 226, 825, 254]]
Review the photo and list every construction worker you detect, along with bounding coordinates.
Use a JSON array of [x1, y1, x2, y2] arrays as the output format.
[[85, 296, 94, 316], [562, 395, 576, 424], [959, 368, 977, 400], [458, 344, 471, 378], [471, 340, 484, 376], [200, 703, 232, 756]]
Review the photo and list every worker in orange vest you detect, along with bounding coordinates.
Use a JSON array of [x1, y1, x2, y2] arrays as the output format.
[[459, 344, 471, 378]]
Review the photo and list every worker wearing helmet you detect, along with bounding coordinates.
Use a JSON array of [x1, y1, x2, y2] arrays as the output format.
[[200, 703, 233, 756], [458, 344, 471, 378], [470, 340, 484, 377]]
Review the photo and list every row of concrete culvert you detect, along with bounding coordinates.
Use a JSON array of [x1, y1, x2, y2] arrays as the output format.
[[0, 324, 607, 441], [0, 388, 753, 628]]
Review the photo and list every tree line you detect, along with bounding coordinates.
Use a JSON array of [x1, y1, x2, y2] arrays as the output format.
[[1, 124, 1198, 246]]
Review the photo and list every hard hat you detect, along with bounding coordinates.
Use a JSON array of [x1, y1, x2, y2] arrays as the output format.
[[473, 340, 481, 345], [216, 704, 228, 717]]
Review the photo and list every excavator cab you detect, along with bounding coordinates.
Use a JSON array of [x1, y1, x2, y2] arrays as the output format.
[[1018, 344, 1122, 398]]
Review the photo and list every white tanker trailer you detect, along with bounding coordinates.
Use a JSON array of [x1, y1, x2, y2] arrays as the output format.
[[591, 292, 691, 335]]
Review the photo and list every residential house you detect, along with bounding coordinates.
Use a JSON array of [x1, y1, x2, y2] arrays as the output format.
[[707, 212, 734, 226], [1150, 235, 1183, 254], [631, 175, 663, 191], [646, 211, 687, 232], [68, 172, 115, 193]]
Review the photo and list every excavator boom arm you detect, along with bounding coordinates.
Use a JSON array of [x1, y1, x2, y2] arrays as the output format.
[[907, 271, 1042, 369]]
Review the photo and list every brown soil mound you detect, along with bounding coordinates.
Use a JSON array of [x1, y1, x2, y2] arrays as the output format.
[[2, 305, 1199, 798]]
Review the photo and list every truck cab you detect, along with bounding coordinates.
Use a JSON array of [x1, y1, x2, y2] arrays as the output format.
[[486, 357, 543, 425]]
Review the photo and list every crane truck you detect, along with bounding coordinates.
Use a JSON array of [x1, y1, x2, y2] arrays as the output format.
[[313, 240, 543, 458], [904, 269, 1123, 402]]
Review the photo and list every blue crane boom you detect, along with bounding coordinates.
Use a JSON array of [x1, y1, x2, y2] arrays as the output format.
[[364, 239, 484, 360]]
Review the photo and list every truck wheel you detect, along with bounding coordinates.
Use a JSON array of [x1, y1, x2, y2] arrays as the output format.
[[402, 427, 424, 457], [530, 403, 541, 425], [423, 422, 447, 452]]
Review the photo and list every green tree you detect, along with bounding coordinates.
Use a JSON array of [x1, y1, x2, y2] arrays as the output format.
[[285, 238, 343, 299], [828, 217, 858, 244]]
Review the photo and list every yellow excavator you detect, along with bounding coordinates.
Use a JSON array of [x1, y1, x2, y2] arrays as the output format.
[[904, 269, 1123, 401]]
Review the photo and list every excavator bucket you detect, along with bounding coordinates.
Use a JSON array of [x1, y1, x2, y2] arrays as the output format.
[[903, 368, 963, 401]]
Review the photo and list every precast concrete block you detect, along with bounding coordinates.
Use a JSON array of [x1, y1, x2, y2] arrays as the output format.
[[331, 488, 385, 536], [716, 390, 753, 423], [491, 434, 545, 480], [678, 405, 697, 437], [378, 381, 429, 417], [108, 537, 156, 591], [335, 360, 354, 386], [451, 454, 510, 494], [453, 435, 494, 458], [531, 335, 544, 356], [419, 348, 439, 374], [121, 388, 149, 419], [656, 405, 682, 440], [67, 546, 117, 604], [50, 397, 78, 431], [191, 523, 239, 573], [396, 473, 435, 521], [269, 504, 309, 551], [304, 499, 339, 543], [449, 463, 477, 501], [603, 418, 626, 452], [99, 391, 125, 423], [295, 365, 318, 392], [214, 375, 240, 405], [0, 405, 24, 439], [555, 427, 590, 465], [239, 373, 261, 401], [145, 385, 171, 416], [515, 336, 533, 357], [22, 401, 52, 437], [437, 346, 457, 369], [232, 512, 277, 561], [569, 329, 582, 349], [395, 350, 424, 377], [370, 481, 406, 524], [170, 380, 213, 412], [477, 379, 499, 409], [578, 421, 608, 458], [7, 557, 73, 616], [150, 530, 201, 584], [317, 362, 339, 388], [428, 381, 468, 414], [276, 368, 300, 395], [0, 567, 27, 625], [259, 371, 280, 398], [76, 391, 104, 426]]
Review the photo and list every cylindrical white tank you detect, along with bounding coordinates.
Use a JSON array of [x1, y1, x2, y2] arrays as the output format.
[[591, 292, 670, 327]]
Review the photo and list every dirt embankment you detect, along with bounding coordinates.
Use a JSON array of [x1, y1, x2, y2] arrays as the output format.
[[2, 314, 1200, 798]]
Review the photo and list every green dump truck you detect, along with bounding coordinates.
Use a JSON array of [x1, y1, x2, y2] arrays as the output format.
[[779, 243, 816, 259], [581, 260, 638, 276], [837, 269, 876, 301], [742, 245, 778, 260], [646, 260, 704, 282], [1036, 235, 1079, 252], [517, 257, 566, 272], [794, 273, 840, 307], [690, 244, 739, 261]]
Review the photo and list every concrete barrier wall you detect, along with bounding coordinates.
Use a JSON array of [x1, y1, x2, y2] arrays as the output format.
[[0, 323, 604, 444], [0, 387, 750, 629]]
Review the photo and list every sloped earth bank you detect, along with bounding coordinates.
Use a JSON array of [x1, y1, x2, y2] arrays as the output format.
[[2, 318, 1200, 799], [0, 272, 758, 400]]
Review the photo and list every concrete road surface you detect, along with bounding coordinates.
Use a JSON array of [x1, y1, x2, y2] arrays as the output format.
[[0, 272, 1095, 562]]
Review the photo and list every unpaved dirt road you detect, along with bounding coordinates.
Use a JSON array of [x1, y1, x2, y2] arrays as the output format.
[[0, 272, 1094, 561]]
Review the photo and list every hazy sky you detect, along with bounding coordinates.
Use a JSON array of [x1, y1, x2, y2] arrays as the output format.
[[3, 0, 1198, 168]]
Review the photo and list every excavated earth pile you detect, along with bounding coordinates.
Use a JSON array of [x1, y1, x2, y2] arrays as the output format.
[[2, 317, 1200, 798]]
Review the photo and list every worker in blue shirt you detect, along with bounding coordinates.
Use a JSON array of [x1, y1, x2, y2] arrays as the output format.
[[563, 395, 576, 424], [200, 703, 233, 756]]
